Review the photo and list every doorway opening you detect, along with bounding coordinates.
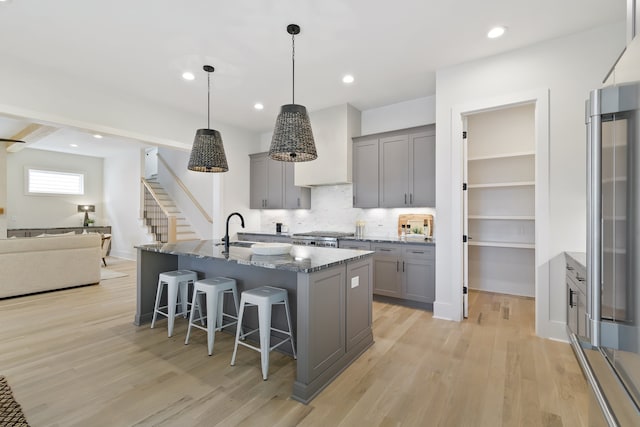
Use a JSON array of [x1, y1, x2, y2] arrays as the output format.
[[463, 103, 536, 328]]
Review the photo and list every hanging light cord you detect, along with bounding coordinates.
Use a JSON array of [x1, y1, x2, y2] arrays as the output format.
[[207, 71, 211, 129], [291, 31, 295, 105]]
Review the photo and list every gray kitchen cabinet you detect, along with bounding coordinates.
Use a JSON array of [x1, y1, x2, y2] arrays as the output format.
[[379, 134, 410, 207], [566, 255, 588, 340], [250, 152, 310, 209], [402, 246, 435, 303], [352, 125, 435, 208], [372, 242, 435, 305], [372, 243, 402, 298], [284, 160, 311, 209], [408, 130, 436, 207], [338, 240, 371, 250], [352, 138, 379, 208]]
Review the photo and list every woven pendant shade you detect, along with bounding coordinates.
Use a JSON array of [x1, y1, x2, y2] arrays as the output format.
[[187, 65, 228, 173], [188, 128, 228, 172], [269, 104, 317, 162]]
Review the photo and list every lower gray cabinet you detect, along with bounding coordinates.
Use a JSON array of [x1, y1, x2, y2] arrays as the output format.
[[372, 243, 402, 298], [566, 257, 588, 339], [372, 243, 435, 304], [402, 246, 435, 303]]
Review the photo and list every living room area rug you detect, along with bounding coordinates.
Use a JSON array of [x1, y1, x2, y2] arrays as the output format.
[[0, 376, 29, 426], [100, 268, 128, 280]]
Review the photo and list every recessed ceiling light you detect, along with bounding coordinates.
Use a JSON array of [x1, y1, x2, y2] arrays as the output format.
[[254, 103, 264, 110], [342, 74, 355, 84], [182, 72, 195, 81], [93, 134, 103, 139], [487, 26, 506, 39], [70, 144, 78, 148]]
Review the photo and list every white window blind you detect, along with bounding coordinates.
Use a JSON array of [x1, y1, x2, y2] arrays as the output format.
[[27, 169, 85, 195]]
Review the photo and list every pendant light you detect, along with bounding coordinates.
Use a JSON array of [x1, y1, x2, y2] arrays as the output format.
[[188, 65, 229, 172], [268, 24, 317, 162]]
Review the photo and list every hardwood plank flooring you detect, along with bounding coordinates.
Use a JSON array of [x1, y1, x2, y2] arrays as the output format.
[[0, 258, 588, 426]]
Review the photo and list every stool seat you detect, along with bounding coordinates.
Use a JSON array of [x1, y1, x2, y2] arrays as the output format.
[[151, 270, 198, 337], [231, 285, 296, 380], [185, 277, 241, 356]]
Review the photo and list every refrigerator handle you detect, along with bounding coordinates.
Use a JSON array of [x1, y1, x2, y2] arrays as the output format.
[[587, 90, 602, 348]]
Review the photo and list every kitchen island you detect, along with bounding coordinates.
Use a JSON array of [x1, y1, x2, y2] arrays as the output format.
[[135, 240, 374, 403]]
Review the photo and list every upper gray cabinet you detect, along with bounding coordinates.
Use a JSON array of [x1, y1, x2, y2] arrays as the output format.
[[352, 125, 435, 208], [249, 152, 310, 209], [353, 138, 379, 208]]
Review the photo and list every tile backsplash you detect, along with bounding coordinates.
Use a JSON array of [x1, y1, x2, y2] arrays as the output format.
[[258, 184, 436, 238]]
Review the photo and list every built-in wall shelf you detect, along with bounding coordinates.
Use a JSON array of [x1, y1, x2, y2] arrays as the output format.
[[469, 241, 535, 249], [468, 181, 535, 189], [467, 151, 535, 162], [468, 215, 535, 220], [466, 103, 536, 298]]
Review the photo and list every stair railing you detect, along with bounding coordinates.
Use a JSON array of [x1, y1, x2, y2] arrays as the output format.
[[141, 178, 177, 243], [157, 153, 213, 224]]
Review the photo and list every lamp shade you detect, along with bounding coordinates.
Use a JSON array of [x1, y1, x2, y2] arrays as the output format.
[[269, 104, 317, 162], [77, 204, 95, 212], [187, 128, 228, 172]]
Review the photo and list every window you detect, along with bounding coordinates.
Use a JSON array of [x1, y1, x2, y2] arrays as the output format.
[[27, 168, 85, 195]]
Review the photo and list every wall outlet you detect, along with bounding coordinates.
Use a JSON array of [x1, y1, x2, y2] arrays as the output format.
[[351, 276, 359, 288]]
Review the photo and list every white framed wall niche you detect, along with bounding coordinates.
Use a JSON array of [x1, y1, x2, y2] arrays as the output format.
[[466, 103, 537, 299]]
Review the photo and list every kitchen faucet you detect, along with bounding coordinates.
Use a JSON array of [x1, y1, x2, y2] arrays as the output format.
[[224, 212, 245, 253]]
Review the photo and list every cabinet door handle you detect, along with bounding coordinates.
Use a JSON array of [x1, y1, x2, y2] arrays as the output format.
[[568, 288, 576, 308], [378, 248, 392, 252], [402, 261, 405, 272], [297, 197, 300, 207], [404, 193, 407, 204], [411, 250, 424, 254], [397, 260, 399, 272], [410, 193, 413, 204]]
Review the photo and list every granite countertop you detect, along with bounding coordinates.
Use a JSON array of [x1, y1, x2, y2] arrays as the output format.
[[566, 251, 586, 269], [340, 235, 435, 246], [136, 240, 373, 273]]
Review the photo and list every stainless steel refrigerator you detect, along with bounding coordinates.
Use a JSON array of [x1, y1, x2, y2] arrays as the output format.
[[586, 81, 640, 424]]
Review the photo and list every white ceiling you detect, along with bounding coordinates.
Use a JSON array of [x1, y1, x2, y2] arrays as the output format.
[[0, 0, 625, 156]]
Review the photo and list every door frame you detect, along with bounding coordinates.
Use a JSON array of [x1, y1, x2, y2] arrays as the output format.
[[450, 89, 551, 337]]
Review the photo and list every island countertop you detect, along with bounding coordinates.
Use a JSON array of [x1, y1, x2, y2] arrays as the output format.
[[135, 240, 373, 274]]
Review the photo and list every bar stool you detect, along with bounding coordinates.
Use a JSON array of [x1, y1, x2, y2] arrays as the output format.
[[185, 277, 241, 356], [231, 286, 296, 380], [151, 270, 198, 337]]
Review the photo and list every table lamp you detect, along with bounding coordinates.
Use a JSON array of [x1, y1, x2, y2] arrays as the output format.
[[77, 204, 95, 226]]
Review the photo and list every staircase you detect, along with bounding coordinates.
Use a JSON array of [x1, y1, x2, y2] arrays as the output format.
[[143, 177, 200, 243]]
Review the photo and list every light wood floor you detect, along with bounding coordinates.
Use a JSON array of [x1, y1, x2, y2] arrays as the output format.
[[0, 258, 588, 426]]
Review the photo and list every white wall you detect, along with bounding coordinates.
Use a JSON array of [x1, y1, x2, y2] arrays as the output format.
[[6, 148, 103, 229], [103, 147, 152, 259], [361, 96, 435, 135], [434, 22, 626, 340]]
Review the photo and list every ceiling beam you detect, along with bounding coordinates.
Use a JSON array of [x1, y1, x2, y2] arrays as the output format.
[[5, 123, 58, 152]]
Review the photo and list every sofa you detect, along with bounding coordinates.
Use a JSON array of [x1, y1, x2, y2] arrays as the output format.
[[0, 233, 102, 298]]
